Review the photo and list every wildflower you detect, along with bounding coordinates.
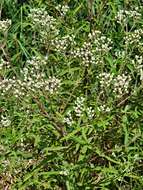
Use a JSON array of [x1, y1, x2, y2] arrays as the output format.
[[0, 59, 10, 70], [0, 56, 61, 97], [115, 9, 141, 24], [28, 8, 59, 41], [63, 111, 73, 126], [59, 170, 69, 176], [98, 105, 111, 113], [98, 72, 113, 89], [113, 74, 131, 97], [71, 42, 95, 66], [51, 35, 75, 54], [28, 8, 56, 28], [56, 4, 69, 16], [89, 30, 113, 53], [115, 50, 126, 58], [45, 76, 61, 94], [87, 107, 95, 119], [1, 115, 11, 127], [0, 19, 11, 32], [133, 55, 143, 81], [74, 97, 85, 117], [124, 29, 143, 46], [71, 31, 112, 66]]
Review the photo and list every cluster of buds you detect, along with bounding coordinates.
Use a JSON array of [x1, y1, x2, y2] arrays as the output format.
[[0, 59, 11, 70], [63, 97, 95, 125], [63, 111, 73, 126], [28, 8, 59, 42], [44, 76, 61, 94], [71, 30, 112, 66], [56, 4, 69, 16], [74, 97, 85, 117], [23, 57, 61, 94], [26, 56, 47, 68], [98, 72, 131, 98], [98, 105, 111, 113], [0, 77, 27, 97], [0, 115, 11, 127], [51, 35, 75, 53], [86, 107, 95, 119], [132, 55, 143, 81], [0, 56, 61, 97], [124, 29, 143, 46], [0, 19, 11, 32], [98, 72, 113, 89], [113, 74, 131, 98], [88, 30, 113, 54], [115, 9, 141, 24], [115, 50, 126, 58], [71, 42, 95, 66], [28, 8, 56, 28]]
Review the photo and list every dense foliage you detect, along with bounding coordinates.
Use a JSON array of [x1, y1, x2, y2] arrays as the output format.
[[0, 0, 143, 189]]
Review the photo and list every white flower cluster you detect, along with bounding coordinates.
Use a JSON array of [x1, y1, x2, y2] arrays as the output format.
[[0, 19, 11, 32], [28, 8, 56, 28], [115, 50, 126, 58], [71, 42, 95, 66], [0, 57, 61, 97], [124, 29, 143, 46], [28, 8, 59, 41], [87, 107, 94, 119], [135, 55, 143, 65], [113, 74, 131, 97], [0, 59, 10, 70], [59, 170, 69, 176], [115, 9, 141, 23], [0, 115, 11, 127], [63, 97, 95, 125], [0, 77, 26, 97], [23, 57, 61, 94], [71, 31, 112, 66], [98, 72, 131, 98], [63, 111, 73, 126], [56, 4, 69, 16], [98, 72, 113, 89], [98, 105, 111, 113], [88, 30, 102, 38], [88, 30, 113, 53], [51, 35, 75, 53], [74, 97, 85, 117], [45, 76, 61, 94], [133, 55, 143, 80]]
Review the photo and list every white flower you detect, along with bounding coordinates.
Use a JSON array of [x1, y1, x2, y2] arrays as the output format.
[[45, 76, 61, 94], [59, 170, 69, 176], [113, 74, 131, 97], [63, 112, 73, 126], [1, 115, 11, 127], [98, 72, 113, 89], [134, 55, 143, 81], [115, 9, 141, 24], [87, 107, 95, 119], [0, 19, 11, 32], [74, 97, 85, 117], [98, 105, 111, 113], [28, 8, 59, 43], [124, 29, 143, 45], [0, 59, 10, 70], [56, 4, 69, 16]]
